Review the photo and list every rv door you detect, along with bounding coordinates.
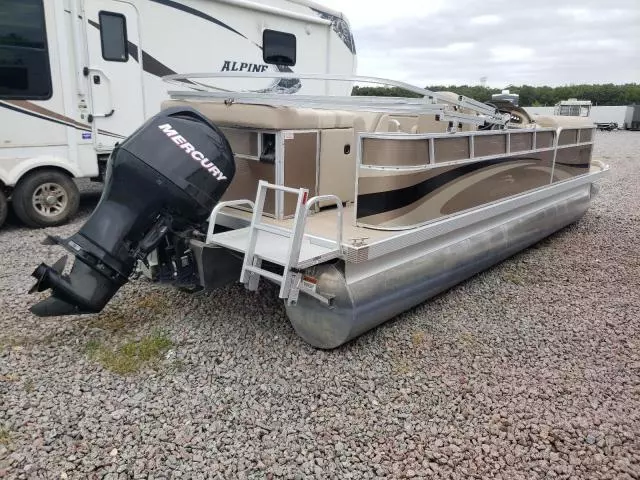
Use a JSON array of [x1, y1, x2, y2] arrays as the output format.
[[84, 0, 144, 151]]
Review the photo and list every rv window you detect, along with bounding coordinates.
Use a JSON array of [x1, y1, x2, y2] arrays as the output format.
[[263, 30, 296, 66], [99, 11, 128, 62], [0, 0, 52, 99]]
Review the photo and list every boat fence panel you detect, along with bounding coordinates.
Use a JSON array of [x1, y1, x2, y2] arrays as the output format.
[[506, 131, 533, 153], [559, 128, 579, 146], [360, 137, 430, 167], [579, 128, 594, 143], [354, 127, 596, 230], [536, 131, 555, 149], [553, 127, 596, 181], [472, 134, 507, 158]]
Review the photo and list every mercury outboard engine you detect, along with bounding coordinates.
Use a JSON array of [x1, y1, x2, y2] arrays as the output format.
[[28, 106, 235, 316]]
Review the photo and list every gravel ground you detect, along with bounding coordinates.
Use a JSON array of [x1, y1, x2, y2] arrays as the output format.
[[1, 131, 639, 480]]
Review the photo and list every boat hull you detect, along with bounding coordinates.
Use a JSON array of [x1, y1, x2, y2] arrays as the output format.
[[285, 183, 593, 349]]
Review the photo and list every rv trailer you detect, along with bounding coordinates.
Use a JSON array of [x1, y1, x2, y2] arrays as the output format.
[[27, 71, 609, 349], [0, 0, 356, 229], [623, 105, 640, 131], [554, 98, 592, 117], [491, 89, 519, 106]]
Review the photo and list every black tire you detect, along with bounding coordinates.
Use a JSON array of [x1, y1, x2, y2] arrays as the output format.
[[0, 189, 7, 229], [12, 170, 80, 228]]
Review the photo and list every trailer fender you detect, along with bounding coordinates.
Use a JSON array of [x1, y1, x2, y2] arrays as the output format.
[[0, 189, 7, 229], [0, 155, 82, 188]]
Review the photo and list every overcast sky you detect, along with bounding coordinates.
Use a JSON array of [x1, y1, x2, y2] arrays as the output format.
[[318, 0, 640, 88]]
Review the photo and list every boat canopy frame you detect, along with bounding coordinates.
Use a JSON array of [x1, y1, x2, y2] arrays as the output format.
[[162, 72, 511, 128]]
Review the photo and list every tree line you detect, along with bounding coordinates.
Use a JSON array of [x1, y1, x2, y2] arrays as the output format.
[[351, 84, 640, 107]]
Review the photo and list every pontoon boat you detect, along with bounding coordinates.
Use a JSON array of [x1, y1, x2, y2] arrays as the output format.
[[27, 73, 609, 349]]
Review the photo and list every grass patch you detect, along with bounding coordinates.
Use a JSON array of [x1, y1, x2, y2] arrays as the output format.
[[86, 330, 174, 375], [134, 292, 172, 314], [87, 310, 130, 333], [0, 337, 29, 350], [458, 331, 482, 349], [411, 331, 426, 346], [0, 426, 11, 445], [1, 332, 76, 350], [502, 271, 526, 286], [23, 378, 34, 393], [391, 358, 413, 375], [87, 293, 172, 333]]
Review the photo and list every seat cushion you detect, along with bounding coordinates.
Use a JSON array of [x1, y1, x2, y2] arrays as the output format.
[[533, 114, 595, 129], [162, 100, 358, 130]]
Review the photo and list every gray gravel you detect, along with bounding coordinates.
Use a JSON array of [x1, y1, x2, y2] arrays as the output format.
[[1, 131, 639, 479]]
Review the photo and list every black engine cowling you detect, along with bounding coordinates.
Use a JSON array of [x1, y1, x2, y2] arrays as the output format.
[[28, 106, 236, 316]]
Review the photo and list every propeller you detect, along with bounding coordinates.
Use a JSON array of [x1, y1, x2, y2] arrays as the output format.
[[28, 255, 68, 294], [51, 255, 68, 274]]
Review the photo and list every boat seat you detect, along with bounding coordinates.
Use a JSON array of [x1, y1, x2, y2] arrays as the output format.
[[161, 99, 417, 134], [163, 97, 481, 136], [389, 115, 418, 133], [162, 99, 359, 130], [532, 114, 595, 129], [159, 100, 457, 209]]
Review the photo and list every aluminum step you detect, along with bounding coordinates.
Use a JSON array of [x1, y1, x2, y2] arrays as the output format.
[[207, 227, 339, 270]]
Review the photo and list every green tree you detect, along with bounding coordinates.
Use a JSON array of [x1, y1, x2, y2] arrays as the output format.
[[351, 83, 640, 106]]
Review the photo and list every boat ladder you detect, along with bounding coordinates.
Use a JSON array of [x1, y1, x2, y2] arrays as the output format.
[[206, 180, 343, 306]]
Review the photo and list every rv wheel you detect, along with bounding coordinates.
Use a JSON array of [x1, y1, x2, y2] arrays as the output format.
[[12, 170, 80, 228], [0, 190, 7, 229]]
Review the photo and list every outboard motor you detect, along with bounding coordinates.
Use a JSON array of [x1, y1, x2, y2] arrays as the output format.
[[28, 106, 236, 316]]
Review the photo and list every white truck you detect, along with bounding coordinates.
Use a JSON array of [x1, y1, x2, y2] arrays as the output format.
[[0, 0, 357, 229]]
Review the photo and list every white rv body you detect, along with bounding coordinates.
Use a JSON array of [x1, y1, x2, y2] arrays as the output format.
[[0, 0, 356, 228]]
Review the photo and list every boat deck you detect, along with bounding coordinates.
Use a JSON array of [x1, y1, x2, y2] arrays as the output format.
[[204, 225, 342, 270], [217, 202, 393, 244]]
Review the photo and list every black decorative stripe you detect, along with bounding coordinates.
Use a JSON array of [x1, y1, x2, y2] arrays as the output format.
[[87, 19, 196, 87], [310, 8, 357, 54], [357, 157, 531, 219], [97, 129, 126, 139], [139, 50, 198, 86], [87, 19, 138, 62], [150, 0, 247, 39], [0, 101, 89, 131], [89, 6, 292, 92], [127, 39, 139, 62], [555, 162, 590, 168], [141, 50, 175, 78], [0, 101, 125, 139]]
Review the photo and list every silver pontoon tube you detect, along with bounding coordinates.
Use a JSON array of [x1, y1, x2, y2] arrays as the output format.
[[286, 184, 593, 349]]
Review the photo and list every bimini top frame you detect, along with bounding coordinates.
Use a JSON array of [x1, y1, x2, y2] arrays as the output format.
[[162, 72, 511, 128]]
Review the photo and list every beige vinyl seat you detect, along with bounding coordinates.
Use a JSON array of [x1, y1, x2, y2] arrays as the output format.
[[162, 99, 416, 204], [162, 99, 422, 133], [532, 114, 595, 129], [160, 99, 435, 207], [162, 99, 359, 130]]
